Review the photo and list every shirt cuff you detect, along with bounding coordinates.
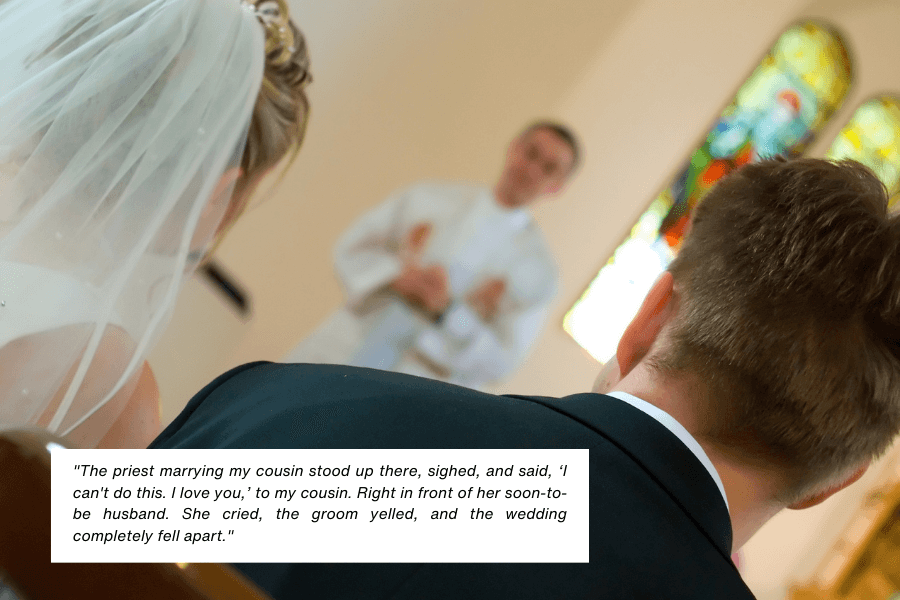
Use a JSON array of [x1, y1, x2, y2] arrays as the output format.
[[414, 327, 451, 367], [344, 258, 404, 306], [441, 302, 481, 340]]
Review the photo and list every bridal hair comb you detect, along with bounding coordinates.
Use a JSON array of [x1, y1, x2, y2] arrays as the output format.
[[241, 0, 296, 67]]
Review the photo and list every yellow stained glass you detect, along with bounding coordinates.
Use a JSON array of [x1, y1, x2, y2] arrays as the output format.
[[826, 96, 900, 207]]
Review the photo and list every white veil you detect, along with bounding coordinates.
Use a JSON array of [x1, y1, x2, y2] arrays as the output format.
[[0, 0, 268, 443]]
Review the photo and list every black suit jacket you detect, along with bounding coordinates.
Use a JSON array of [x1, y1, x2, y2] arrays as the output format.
[[150, 362, 756, 599]]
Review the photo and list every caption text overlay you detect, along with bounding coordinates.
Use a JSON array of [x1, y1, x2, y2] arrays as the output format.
[[51, 449, 588, 563]]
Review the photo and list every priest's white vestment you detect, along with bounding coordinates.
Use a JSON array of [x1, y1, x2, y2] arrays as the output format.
[[283, 182, 559, 389]]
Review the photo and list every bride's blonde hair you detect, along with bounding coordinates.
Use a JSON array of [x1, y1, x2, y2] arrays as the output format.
[[223, 1, 312, 241]]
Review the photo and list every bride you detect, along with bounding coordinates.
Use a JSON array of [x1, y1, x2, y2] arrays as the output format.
[[0, 0, 311, 448]]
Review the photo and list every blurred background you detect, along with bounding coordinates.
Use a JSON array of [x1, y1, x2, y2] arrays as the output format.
[[148, 1, 900, 598]]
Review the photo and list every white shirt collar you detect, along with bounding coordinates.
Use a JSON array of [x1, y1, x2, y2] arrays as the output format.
[[605, 390, 729, 513], [484, 190, 530, 230]]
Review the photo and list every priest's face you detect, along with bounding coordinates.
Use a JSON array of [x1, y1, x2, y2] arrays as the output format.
[[495, 127, 576, 208]]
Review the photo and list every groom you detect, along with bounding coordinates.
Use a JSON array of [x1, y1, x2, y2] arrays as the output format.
[[151, 157, 900, 599]]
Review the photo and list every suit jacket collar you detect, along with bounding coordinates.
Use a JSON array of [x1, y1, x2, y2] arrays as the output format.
[[513, 392, 734, 560]]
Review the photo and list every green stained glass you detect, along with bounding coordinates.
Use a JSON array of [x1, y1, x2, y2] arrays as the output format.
[[826, 96, 900, 209], [565, 22, 853, 363]]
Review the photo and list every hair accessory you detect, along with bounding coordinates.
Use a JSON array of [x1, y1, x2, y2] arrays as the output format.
[[241, 0, 295, 67]]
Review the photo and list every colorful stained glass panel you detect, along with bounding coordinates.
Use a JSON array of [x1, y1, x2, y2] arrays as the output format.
[[565, 22, 853, 363]]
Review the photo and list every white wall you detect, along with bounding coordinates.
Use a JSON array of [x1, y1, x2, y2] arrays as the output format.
[[149, 1, 900, 597]]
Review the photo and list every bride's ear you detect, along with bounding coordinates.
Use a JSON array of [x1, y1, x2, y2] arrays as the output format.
[[211, 167, 247, 225], [191, 167, 247, 255], [214, 167, 245, 199]]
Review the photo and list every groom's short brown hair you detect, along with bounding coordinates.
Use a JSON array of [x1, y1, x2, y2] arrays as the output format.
[[656, 157, 900, 501]]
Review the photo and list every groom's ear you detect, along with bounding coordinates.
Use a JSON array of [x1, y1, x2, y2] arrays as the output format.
[[617, 272, 675, 378], [592, 355, 621, 393]]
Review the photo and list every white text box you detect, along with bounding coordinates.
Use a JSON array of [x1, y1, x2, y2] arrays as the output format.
[[51, 449, 588, 563]]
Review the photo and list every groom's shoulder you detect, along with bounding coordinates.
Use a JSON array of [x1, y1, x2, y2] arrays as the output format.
[[231, 361, 489, 399], [150, 362, 564, 450], [179, 361, 506, 423]]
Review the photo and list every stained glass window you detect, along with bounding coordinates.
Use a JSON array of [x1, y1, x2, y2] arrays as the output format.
[[825, 96, 900, 209], [564, 22, 853, 363]]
